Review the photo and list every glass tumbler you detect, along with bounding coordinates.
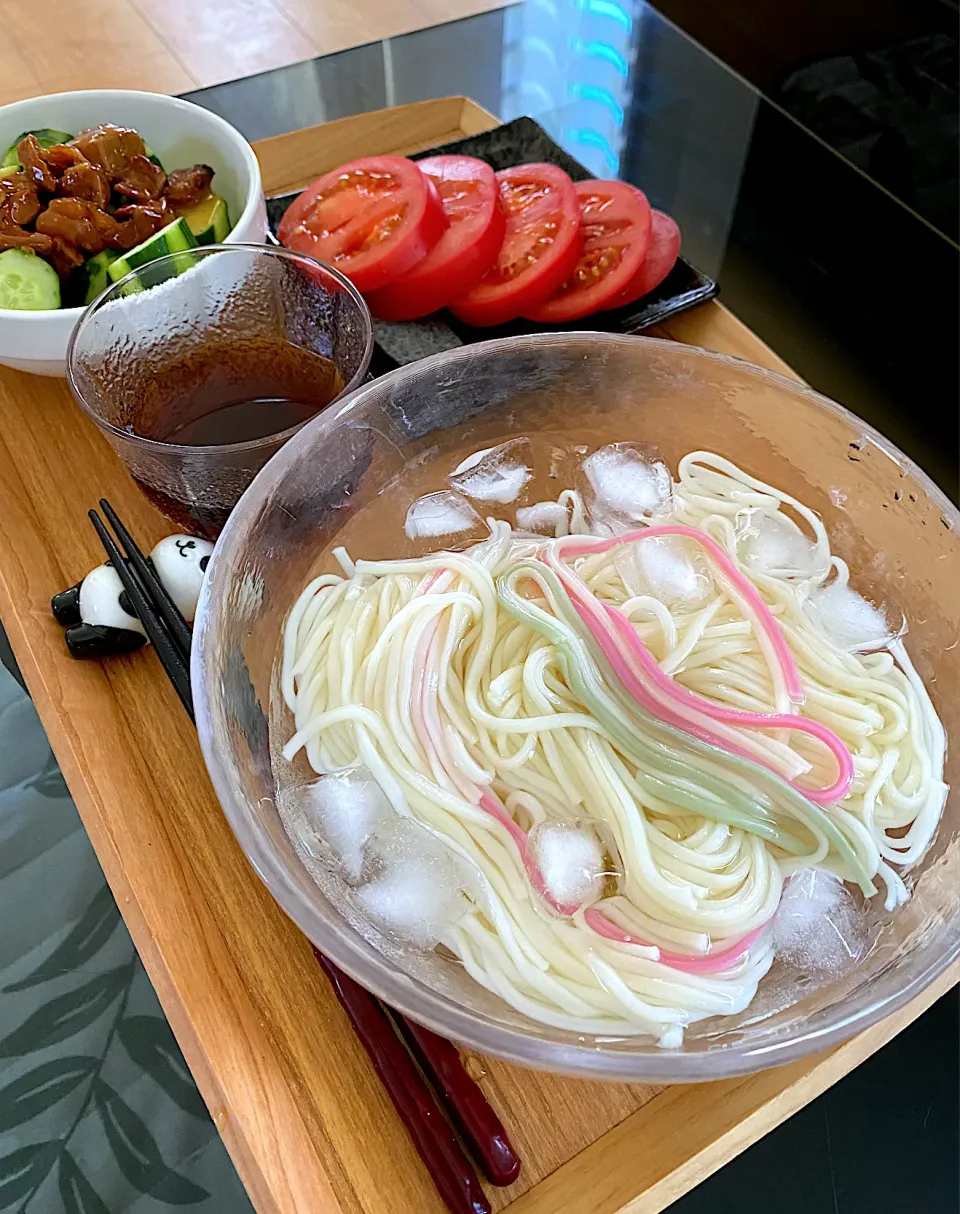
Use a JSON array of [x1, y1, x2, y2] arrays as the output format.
[[67, 244, 373, 539]]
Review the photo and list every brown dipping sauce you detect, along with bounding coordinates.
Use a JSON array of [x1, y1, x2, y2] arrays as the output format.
[[130, 335, 345, 537]]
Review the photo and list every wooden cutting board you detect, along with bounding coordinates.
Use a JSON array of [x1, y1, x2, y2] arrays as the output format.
[[0, 95, 955, 1214]]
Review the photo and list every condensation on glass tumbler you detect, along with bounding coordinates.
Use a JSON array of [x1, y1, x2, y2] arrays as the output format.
[[67, 244, 373, 538]]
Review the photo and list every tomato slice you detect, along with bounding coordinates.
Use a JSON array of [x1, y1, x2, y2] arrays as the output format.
[[365, 156, 506, 321], [609, 209, 681, 309], [522, 180, 652, 324], [277, 155, 448, 294], [448, 163, 582, 327]]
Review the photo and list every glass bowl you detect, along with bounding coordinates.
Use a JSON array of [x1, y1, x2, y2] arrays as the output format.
[[192, 333, 959, 1082]]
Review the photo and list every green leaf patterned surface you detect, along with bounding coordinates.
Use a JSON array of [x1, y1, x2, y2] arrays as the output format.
[[4, 887, 119, 994], [0, 1142, 58, 1207], [0, 968, 130, 1059], [94, 1081, 208, 1205], [0, 1057, 97, 1133], [0, 636, 254, 1214], [24, 752, 69, 801], [118, 1018, 210, 1121], [58, 1152, 110, 1214]]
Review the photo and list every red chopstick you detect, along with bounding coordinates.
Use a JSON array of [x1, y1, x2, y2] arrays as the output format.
[[315, 950, 491, 1214], [393, 1017, 520, 1185]]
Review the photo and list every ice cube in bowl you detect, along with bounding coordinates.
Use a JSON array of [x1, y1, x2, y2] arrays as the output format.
[[192, 333, 959, 1082]]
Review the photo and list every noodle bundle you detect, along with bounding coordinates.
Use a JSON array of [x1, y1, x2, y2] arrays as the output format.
[[279, 449, 947, 1044]]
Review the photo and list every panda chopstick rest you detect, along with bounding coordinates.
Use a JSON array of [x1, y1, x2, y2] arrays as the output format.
[[52, 535, 214, 659]]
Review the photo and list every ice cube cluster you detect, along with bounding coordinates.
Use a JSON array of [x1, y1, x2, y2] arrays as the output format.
[[356, 817, 472, 948], [579, 442, 673, 531], [804, 581, 903, 652], [278, 769, 471, 948], [736, 510, 819, 577], [527, 819, 614, 910], [404, 490, 484, 541], [449, 439, 533, 505], [277, 769, 391, 883], [772, 868, 868, 977], [617, 535, 714, 609]]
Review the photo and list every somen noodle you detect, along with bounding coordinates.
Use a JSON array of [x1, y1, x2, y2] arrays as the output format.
[[279, 448, 947, 1045]]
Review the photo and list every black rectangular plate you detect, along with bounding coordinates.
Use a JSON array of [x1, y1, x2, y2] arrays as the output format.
[[266, 116, 718, 373]]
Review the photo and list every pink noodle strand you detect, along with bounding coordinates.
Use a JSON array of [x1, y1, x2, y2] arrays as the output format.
[[549, 556, 853, 803], [419, 569, 445, 595], [551, 558, 787, 768], [477, 787, 762, 972], [584, 908, 767, 974], [478, 790, 578, 916], [601, 603, 853, 802], [411, 616, 449, 786], [559, 524, 806, 703], [547, 527, 854, 802], [554, 562, 853, 803], [412, 571, 481, 802], [413, 559, 765, 972]]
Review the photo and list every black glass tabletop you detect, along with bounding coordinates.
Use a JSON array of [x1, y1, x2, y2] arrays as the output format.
[[184, 0, 959, 496]]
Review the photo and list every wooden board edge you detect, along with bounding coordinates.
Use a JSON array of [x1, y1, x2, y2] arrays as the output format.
[[254, 96, 475, 196], [652, 302, 802, 383], [506, 961, 959, 1214], [458, 96, 502, 135]]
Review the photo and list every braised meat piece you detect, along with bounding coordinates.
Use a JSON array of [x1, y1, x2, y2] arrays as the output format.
[[7, 185, 41, 226], [0, 225, 53, 255], [112, 199, 173, 248], [72, 124, 145, 176], [47, 236, 86, 278], [0, 173, 41, 226], [17, 135, 56, 193], [162, 164, 214, 207], [44, 143, 87, 175], [0, 126, 219, 293], [113, 154, 166, 202], [35, 197, 119, 254], [59, 162, 111, 209]]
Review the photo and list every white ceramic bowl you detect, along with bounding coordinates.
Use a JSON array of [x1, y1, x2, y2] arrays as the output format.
[[0, 90, 267, 377]]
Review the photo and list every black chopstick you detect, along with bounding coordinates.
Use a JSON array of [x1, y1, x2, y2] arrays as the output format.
[[98, 498, 194, 658], [87, 503, 520, 1210], [88, 509, 193, 718]]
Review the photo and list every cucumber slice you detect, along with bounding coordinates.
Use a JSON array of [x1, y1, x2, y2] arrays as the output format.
[[80, 249, 122, 305], [1, 127, 73, 168], [108, 216, 199, 288], [0, 248, 61, 310], [180, 193, 231, 245], [143, 142, 165, 170]]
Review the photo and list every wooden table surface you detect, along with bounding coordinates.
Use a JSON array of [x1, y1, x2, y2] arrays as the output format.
[[0, 97, 955, 1214], [0, 0, 513, 104]]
